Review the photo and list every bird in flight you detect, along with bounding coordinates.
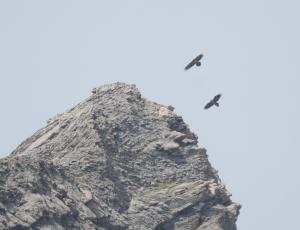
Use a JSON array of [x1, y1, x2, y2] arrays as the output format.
[[184, 54, 204, 71], [204, 94, 222, 110]]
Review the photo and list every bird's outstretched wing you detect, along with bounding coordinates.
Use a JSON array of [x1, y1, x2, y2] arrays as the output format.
[[213, 94, 222, 102], [204, 101, 214, 109], [194, 54, 203, 62], [184, 60, 196, 70]]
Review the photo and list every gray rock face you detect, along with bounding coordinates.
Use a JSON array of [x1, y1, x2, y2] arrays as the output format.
[[0, 82, 240, 230]]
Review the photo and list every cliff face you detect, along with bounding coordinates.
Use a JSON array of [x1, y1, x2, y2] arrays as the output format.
[[0, 83, 240, 230]]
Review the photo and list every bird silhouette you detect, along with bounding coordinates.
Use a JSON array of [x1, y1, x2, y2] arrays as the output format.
[[204, 94, 222, 109], [184, 54, 204, 71]]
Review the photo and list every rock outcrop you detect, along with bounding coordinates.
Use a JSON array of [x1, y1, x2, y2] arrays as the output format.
[[0, 82, 240, 230]]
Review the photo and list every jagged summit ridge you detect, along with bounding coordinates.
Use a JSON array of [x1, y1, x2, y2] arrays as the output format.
[[0, 82, 240, 230]]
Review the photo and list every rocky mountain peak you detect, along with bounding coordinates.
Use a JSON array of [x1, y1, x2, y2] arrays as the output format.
[[0, 82, 240, 230]]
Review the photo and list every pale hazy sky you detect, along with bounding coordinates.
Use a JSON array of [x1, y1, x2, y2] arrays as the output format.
[[0, 1, 299, 229]]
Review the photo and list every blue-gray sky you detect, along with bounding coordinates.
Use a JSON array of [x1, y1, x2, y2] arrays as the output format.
[[1, 1, 299, 229]]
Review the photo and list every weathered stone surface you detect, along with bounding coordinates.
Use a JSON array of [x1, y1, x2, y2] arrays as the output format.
[[0, 82, 240, 229]]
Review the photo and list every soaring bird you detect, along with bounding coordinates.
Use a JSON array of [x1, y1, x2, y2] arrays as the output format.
[[204, 94, 222, 109], [184, 54, 204, 71]]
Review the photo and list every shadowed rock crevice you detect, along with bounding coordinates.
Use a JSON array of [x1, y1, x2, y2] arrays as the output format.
[[0, 82, 240, 229]]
